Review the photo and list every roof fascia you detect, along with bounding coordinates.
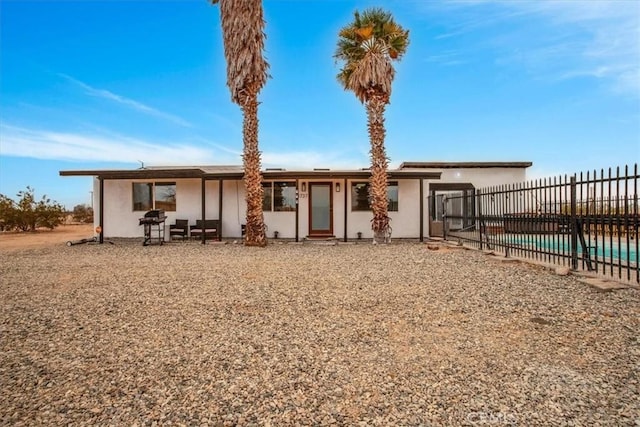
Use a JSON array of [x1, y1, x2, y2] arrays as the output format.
[[60, 169, 442, 180], [59, 169, 206, 179]]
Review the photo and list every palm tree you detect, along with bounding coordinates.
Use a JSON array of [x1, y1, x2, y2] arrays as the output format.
[[211, 0, 269, 246], [335, 8, 409, 243]]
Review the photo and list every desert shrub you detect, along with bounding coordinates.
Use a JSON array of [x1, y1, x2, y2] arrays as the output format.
[[0, 194, 17, 231], [72, 204, 94, 223], [0, 187, 65, 232]]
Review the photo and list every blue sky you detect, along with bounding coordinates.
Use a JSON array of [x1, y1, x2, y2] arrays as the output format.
[[1, 0, 639, 209]]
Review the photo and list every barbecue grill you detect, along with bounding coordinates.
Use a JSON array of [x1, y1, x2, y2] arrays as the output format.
[[139, 209, 166, 246]]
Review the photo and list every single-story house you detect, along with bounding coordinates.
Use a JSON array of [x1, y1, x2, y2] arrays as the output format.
[[60, 161, 531, 242]]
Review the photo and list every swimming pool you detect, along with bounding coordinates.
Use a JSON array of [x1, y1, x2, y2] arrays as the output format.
[[500, 234, 638, 263]]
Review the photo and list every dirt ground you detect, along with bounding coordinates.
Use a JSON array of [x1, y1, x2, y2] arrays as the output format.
[[0, 224, 95, 252]]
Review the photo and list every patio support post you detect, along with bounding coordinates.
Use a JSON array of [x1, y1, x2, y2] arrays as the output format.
[[419, 179, 424, 242], [201, 177, 206, 244], [218, 179, 223, 241], [570, 176, 578, 270], [99, 177, 104, 244], [442, 196, 447, 240], [343, 178, 348, 242], [295, 179, 299, 242]]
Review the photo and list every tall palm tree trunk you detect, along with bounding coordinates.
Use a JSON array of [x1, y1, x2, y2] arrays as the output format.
[[240, 91, 267, 246], [367, 92, 390, 243], [211, 0, 269, 247]]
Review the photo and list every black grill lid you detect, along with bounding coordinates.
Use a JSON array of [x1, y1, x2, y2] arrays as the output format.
[[144, 209, 165, 218]]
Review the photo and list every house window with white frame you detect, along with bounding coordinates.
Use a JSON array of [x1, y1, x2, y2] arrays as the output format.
[[132, 182, 176, 211], [351, 181, 398, 212], [262, 181, 296, 211]]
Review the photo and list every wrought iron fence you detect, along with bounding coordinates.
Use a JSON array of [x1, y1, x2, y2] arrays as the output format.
[[442, 164, 639, 284]]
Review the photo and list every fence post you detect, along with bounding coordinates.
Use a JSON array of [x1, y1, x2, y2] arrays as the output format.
[[570, 176, 578, 270]]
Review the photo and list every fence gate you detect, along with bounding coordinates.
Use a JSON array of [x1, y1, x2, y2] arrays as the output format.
[[429, 185, 476, 238]]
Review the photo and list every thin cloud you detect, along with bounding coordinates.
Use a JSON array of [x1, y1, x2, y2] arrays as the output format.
[[262, 149, 367, 170], [503, 1, 639, 94], [424, 50, 467, 66], [59, 74, 193, 127], [419, 0, 640, 96], [433, 8, 531, 40], [0, 123, 368, 170], [0, 124, 218, 165]]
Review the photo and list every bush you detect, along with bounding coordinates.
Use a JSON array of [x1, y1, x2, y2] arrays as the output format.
[[0, 187, 65, 232], [72, 204, 94, 223]]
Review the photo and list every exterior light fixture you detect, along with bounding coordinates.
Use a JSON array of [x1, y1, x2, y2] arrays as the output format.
[[301, 182, 306, 192], [336, 182, 341, 192]]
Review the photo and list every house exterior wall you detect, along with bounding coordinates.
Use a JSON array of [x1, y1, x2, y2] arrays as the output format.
[[340, 179, 421, 240], [204, 180, 221, 219], [100, 179, 140, 238], [221, 179, 246, 238], [95, 178, 218, 239], [421, 167, 528, 236], [179, 179, 205, 222], [434, 168, 527, 188], [92, 166, 528, 240], [291, 179, 421, 240], [390, 179, 422, 239]]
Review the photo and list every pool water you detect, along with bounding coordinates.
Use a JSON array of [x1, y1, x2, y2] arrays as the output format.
[[502, 235, 638, 263]]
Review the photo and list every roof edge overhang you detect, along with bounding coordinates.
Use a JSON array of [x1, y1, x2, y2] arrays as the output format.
[[399, 161, 533, 169], [60, 168, 208, 179], [261, 170, 441, 180], [60, 168, 442, 180]]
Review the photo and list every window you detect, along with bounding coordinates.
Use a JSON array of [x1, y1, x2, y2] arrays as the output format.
[[133, 183, 153, 211], [262, 181, 296, 211], [351, 181, 398, 212], [352, 182, 371, 211], [274, 182, 296, 211], [132, 182, 176, 211], [262, 182, 273, 211], [155, 182, 176, 211]]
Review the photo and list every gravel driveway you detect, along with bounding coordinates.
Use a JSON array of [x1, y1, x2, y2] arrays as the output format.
[[1, 241, 638, 426]]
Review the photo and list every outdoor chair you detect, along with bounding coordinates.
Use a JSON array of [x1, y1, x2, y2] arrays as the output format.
[[190, 219, 219, 240], [169, 219, 189, 240]]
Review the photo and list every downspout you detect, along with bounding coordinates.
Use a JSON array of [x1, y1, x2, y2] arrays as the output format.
[[99, 177, 104, 244], [343, 178, 348, 242], [218, 178, 223, 241], [201, 177, 206, 244]]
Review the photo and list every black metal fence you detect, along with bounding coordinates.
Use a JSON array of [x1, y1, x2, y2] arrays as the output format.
[[443, 164, 639, 284]]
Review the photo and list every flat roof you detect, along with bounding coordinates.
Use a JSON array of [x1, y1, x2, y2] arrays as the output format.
[[399, 161, 533, 169]]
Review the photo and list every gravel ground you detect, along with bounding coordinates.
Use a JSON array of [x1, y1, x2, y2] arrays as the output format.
[[1, 241, 638, 426]]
